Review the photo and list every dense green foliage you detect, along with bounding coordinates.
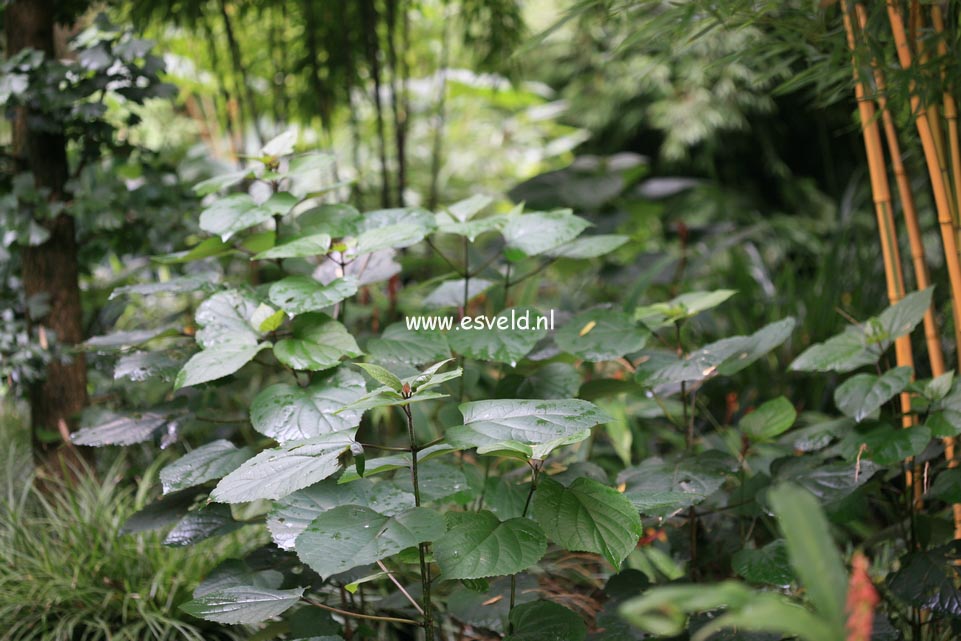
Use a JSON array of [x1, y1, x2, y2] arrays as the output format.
[[7, 1, 961, 640]]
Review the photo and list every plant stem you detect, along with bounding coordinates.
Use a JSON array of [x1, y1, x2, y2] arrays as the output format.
[[302, 596, 419, 626], [402, 403, 434, 640], [508, 460, 542, 634]]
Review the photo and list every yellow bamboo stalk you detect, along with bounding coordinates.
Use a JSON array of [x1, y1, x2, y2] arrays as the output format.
[[931, 6, 961, 227], [887, 1, 961, 358], [843, 1, 915, 438], [857, 4, 946, 377]]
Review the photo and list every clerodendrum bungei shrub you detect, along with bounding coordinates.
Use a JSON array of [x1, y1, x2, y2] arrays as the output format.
[[76, 133, 950, 640]]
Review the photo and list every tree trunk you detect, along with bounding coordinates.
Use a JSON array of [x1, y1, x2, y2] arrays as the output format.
[[385, 0, 407, 206], [301, 0, 333, 136], [360, 0, 391, 208], [5, 0, 88, 459], [217, 0, 265, 148]]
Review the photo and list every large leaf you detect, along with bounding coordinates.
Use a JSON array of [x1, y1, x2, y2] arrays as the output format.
[[888, 543, 961, 616], [251, 368, 366, 443], [502, 210, 591, 258], [635, 290, 736, 330], [180, 585, 304, 625], [767, 484, 847, 628], [444, 194, 493, 222], [448, 307, 550, 365], [531, 477, 642, 567], [640, 318, 795, 387], [791, 289, 933, 373], [252, 233, 331, 260], [505, 600, 587, 641], [619, 581, 837, 641], [268, 276, 358, 314], [295, 506, 445, 579], [434, 510, 547, 580], [354, 223, 427, 255], [448, 399, 611, 459], [839, 422, 931, 465], [833, 366, 912, 422], [337, 443, 456, 483], [174, 342, 270, 389], [495, 362, 581, 400], [544, 234, 628, 259], [211, 431, 355, 503], [267, 478, 414, 550], [193, 290, 262, 348], [72, 408, 172, 446], [273, 313, 361, 371], [731, 540, 794, 586], [555, 309, 648, 362], [160, 440, 254, 494], [740, 397, 797, 441], [423, 278, 494, 309], [164, 504, 241, 547], [199, 193, 272, 242], [617, 454, 731, 517], [193, 559, 283, 598], [366, 322, 451, 365]]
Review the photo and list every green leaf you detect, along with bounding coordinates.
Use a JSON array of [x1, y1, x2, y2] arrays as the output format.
[[690, 592, 839, 641], [252, 233, 331, 260], [555, 309, 648, 362], [618, 455, 729, 517], [888, 544, 961, 616], [449, 307, 550, 365], [926, 371, 955, 401], [353, 223, 426, 255], [878, 287, 934, 339], [353, 362, 403, 392], [261, 130, 296, 157], [72, 408, 172, 446], [114, 351, 179, 383], [180, 585, 304, 625], [503, 210, 591, 257], [273, 313, 361, 371], [840, 423, 931, 465], [193, 170, 251, 196], [505, 600, 587, 641], [641, 318, 795, 387], [731, 540, 794, 585], [296, 204, 362, 237], [211, 431, 355, 503], [740, 397, 797, 441], [251, 368, 367, 443], [834, 366, 912, 422], [791, 289, 933, 373], [251, 304, 284, 332], [448, 399, 611, 460], [153, 236, 232, 264], [269, 276, 358, 314], [359, 207, 437, 233], [422, 278, 494, 309], [544, 234, 629, 259], [174, 342, 270, 389], [85, 326, 181, 350], [445, 194, 493, 222], [164, 504, 240, 547], [366, 322, 451, 365], [789, 326, 879, 373], [295, 506, 445, 579], [193, 559, 283, 598], [767, 484, 847, 628], [267, 478, 414, 550], [194, 290, 263, 347], [495, 362, 582, 400], [532, 477, 642, 567], [634, 289, 737, 330], [434, 510, 547, 580], [437, 215, 509, 242], [160, 440, 254, 494], [199, 193, 272, 242], [927, 468, 961, 503]]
